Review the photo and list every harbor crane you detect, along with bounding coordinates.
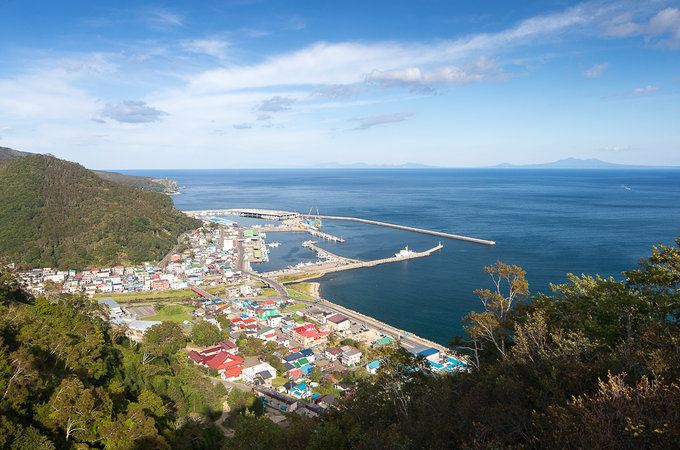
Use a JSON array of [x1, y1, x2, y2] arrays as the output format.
[[304, 207, 323, 229]]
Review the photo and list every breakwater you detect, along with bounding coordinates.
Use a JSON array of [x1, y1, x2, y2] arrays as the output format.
[[319, 215, 496, 245]]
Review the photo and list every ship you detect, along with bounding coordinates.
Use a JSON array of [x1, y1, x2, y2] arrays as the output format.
[[395, 245, 416, 258], [268, 242, 281, 248]]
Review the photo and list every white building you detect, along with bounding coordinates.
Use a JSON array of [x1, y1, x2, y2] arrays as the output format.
[[339, 346, 362, 367], [241, 362, 278, 386]]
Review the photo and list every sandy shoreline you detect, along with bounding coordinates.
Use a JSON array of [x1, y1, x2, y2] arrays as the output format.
[[307, 281, 320, 297]]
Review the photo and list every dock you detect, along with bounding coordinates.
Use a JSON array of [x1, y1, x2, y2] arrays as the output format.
[[318, 215, 495, 246], [183, 208, 494, 246], [263, 243, 443, 278], [302, 241, 359, 264]]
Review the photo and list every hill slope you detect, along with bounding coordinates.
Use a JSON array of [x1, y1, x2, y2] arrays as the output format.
[[0, 154, 199, 268], [0, 146, 178, 193]]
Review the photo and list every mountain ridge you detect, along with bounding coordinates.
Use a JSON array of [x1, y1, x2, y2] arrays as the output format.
[[0, 146, 179, 192], [492, 157, 677, 169], [0, 153, 199, 269]]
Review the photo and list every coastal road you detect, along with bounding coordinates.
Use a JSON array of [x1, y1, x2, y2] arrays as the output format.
[[246, 271, 289, 299], [257, 271, 449, 353]]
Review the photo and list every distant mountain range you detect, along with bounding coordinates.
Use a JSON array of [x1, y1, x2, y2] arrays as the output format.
[[493, 157, 677, 170], [310, 158, 677, 170], [311, 162, 438, 169]]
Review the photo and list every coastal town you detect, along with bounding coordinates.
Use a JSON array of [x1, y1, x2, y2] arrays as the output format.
[[15, 209, 467, 422]]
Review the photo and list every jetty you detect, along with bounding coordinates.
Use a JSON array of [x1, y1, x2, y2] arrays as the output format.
[[183, 208, 494, 246], [263, 243, 443, 278], [318, 215, 495, 246]]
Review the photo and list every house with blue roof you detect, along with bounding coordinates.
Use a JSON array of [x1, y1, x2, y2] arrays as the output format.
[[366, 359, 381, 375], [298, 364, 314, 376], [409, 345, 441, 363], [285, 382, 312, 399]]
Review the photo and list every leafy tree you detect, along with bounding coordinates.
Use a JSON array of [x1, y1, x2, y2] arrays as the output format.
[[143, 322, 186, 359], [229, 411, 285, 450], [455, 262, 529, 367], [309, 366, 322, 383], [37, 377, 111, 442], [101, 404, 167, 450], [216, 315, 231, 329], [191, 320, 222, 347], [9, 425, 54, 450]]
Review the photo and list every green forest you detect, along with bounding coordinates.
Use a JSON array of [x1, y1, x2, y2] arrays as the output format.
[[1, 238, 679, 449], [0, 155, 200, 269]]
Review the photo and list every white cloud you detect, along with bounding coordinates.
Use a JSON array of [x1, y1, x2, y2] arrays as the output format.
[[255, 96, 296, 112], [233, 123, 252, 129], [187, 3, 605, 94], [0, 74, 97, 119], [648, 7, 680, 44], [182, 39, 230, 59], [632, 84, 658, 95], [350, 112, 414, 130], [366, 56, 503, 88], [142, 8, 183, 29], [583, 62, 608, 78], [96, 101, 169, 123], [603, 7, 680, 47]]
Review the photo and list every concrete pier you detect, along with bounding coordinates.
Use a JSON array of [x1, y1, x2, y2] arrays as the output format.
[[318, 215, 496, 246], [183, 208, 495, 246], [263, 243, 444, 278]]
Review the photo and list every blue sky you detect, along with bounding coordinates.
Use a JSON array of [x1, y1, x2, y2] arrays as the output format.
[[0, 0, 679, 169]]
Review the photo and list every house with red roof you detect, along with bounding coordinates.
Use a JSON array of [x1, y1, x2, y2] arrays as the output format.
[[292, 323, 330, 347], [187, 347, 244, 380]]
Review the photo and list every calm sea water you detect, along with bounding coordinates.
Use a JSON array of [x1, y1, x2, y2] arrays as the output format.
[[122, 169, 680, 345]]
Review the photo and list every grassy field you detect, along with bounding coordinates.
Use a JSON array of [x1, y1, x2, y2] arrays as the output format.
[[286, 287, 316, 302], [258, 287, 278, 297], [275, 272, 322, 284], [271, 377, 287, 388], [94, 289, 199, 304], [142, 304, 195, 322], [282, 301, 309, 312], [290, 282, 318, 297]]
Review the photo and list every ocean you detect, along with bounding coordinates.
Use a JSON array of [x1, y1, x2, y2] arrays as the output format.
[[122, 169, 680, 345]]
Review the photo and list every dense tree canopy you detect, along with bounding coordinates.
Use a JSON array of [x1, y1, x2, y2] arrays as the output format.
[[191, 321, 223, 347], [0, 154, 199, 269], [0, 273, 225, 449]]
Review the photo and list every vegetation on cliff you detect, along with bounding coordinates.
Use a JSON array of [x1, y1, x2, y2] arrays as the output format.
[[0, 274, 225, 449], [0, 154, 199, 269]]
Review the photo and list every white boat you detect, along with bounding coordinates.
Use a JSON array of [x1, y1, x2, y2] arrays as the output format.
[[268, 242, 281, 248], [395, 246, 416, 258]]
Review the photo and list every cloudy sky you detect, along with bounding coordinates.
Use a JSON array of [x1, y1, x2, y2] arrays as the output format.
[[0, 0, 679, 169]]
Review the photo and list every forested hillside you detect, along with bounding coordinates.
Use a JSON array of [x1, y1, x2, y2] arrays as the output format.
[[0, 147, 178, 194], [0, 271, 226, 449], [0, 155, 199, 269]]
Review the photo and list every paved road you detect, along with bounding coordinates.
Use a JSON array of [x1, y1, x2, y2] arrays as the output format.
[[247, 270, 449, 353], [247, 271, 289, 299], [214, 401, 234, 437]]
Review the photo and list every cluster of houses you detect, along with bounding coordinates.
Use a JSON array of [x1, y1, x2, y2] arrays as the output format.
[[165, 225, 242, 284], [97, 291, 467, 418], [17, 224, 246, 297], [18, 265, 190, 297]]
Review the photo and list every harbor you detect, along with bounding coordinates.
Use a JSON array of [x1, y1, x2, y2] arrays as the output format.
[[184, 208, 495, 246], [263, 243, 444, 278]]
